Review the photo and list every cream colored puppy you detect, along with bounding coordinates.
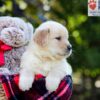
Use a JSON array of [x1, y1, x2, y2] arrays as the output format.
[[19, 21, 72, 92]]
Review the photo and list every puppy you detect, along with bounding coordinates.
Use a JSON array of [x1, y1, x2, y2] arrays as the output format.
[[19, 21, 72, 92]]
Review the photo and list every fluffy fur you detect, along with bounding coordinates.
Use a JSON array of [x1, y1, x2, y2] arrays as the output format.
[[0, 16, 33, 47], [19, 21, 72, 92]]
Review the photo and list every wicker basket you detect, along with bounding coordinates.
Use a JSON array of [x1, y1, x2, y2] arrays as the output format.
[[0, 84, 6, 100]]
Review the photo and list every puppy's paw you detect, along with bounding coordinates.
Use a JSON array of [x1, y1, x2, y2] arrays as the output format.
[[46, 76, 60, 92], [19, 76, 34, 91]]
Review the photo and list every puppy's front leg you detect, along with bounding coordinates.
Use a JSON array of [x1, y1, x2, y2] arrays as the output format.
[[46, 74, 61, 92], [19, 51, 35, 91], [46, 64, 72, 92], [19, 68, 34, 91]]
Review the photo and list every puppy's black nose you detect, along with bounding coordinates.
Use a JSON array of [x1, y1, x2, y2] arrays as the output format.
[[67, 45, 72, 51]]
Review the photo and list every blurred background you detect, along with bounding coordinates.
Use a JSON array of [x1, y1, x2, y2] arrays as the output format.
[[0, 0, 100, 100]]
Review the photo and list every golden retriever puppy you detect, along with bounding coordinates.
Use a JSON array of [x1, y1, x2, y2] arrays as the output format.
[[19, 21, 72, 92]]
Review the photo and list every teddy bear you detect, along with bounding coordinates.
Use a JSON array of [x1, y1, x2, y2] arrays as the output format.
[[0, 16, 33, 74]]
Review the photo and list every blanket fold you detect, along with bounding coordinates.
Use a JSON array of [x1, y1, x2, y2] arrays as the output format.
[[0, 74, 72, 100]]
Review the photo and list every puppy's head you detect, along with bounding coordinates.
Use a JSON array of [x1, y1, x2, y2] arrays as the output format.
[[33, 21, 72, 60]]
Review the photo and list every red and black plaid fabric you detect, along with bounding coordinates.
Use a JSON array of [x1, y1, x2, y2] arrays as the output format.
[[0, 74, 72, 100]]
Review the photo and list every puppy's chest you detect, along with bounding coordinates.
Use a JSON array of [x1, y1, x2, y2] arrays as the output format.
[[34, 62, 54, 76]]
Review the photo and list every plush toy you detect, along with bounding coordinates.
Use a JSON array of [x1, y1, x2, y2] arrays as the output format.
[[0, 16, 33, 74]]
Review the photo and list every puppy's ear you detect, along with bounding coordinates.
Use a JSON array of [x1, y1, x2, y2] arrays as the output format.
[[33, 28, 50, 47]]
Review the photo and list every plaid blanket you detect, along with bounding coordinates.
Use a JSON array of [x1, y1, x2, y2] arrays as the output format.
[[0, 74, 72, 100]]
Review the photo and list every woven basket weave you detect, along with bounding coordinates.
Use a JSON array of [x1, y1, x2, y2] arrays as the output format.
[[0, 84, 6, 100]]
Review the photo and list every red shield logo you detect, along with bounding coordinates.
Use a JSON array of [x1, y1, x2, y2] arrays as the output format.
[[88, 0, 96, 10]]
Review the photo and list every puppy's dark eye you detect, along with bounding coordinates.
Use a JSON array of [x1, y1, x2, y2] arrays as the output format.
[[55, 36, 61, 41]]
